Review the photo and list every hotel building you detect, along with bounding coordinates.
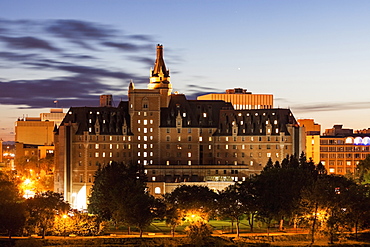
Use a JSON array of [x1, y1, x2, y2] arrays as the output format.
[[54, 45, 305, 209]]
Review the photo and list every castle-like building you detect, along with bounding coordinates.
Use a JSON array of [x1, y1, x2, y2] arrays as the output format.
[[54, 45, 305, 209]]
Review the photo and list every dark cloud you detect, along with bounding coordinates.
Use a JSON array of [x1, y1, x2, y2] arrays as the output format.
[[102, 42, 141, 51], [180, 84, 223, 99], [128, 56, 154, 67], [0, 18, 184, 109], [291, 101, 370, 113], [46, 20, 115, 40], [0, 52, 38, 62], [0, 75, 125, 108], [128, 34, 153, 42], [0, 36, 59, 51]]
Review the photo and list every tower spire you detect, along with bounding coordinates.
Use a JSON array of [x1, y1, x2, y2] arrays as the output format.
[[149, 44, 171, 88], [152, 44, 169, 79]]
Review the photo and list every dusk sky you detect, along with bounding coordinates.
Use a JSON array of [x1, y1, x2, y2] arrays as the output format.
[[1, 1, 370, 141]]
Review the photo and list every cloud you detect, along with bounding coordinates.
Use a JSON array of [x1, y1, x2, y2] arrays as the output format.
[[0, 36, 60, 51], [0, 18, 187, 109], [292, 101, 370, 113], [0, 75, 121, 108], [46, 19, 115, 40]]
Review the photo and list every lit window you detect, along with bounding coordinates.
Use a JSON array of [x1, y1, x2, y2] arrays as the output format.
[[154, 187, 161, 194], [188, 152, 191, 157], [144, 144, 147, 149], [209, 137, 212, 141], [144, 120, 148, 125], [95, 144, 99, 149], [144, 136, 148, 141], [144, 128, 147, 133], [138, 128, 141, 132], [203, 113, 207, 117], [138, 152, 141, 157], [188, 161, 192, 165], [102, 152, 106, 157], [150, 119, 153, 124], [152, 177, 156, 181], [199, 137, 203, 141], [95, 152, 99, 157], [226, 145, 229, 149], [110, 152, 113, 157], [144, 152, 147, 157], [329, 168, 335, 173], [150, 152, 153, 156], [226, 137, 229, 141], [166, 160, 170, 165]]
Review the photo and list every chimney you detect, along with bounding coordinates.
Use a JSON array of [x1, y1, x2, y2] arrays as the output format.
[[100, 95, 113, 107]]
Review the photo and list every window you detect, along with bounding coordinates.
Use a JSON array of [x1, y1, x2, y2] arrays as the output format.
[[188, 136, 192, 141], [166, 136, 170, 141], [154, 187, 161, 194]]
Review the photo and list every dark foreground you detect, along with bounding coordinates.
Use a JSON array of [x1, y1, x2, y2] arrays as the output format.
[[2, 233, 370, 247]]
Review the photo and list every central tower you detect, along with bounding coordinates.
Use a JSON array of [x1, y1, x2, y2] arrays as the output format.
[[148, 44, 172, 95]]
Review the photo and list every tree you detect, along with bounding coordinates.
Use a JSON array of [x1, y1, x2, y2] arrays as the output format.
[[253, 154, 317, 232], [164, 185, 217, 236], [25, 191, 69, 238], [238, 176, 258, 232], [343, 183, 370, 240], [357, 154, 370, 184], [89, 162, 160, 237], [218, 183, 249, 237], [300, 175, 357, 244], [0, 172, 26, 238]]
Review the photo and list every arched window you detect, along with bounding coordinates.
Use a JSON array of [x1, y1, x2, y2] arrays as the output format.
[[363, 137, 370, 145], [345, 137, 353, 144], [354, 137, 363, 145]]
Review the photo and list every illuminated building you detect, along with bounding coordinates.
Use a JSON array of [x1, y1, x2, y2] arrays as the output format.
[[320, 125, 370, 175], [298, 120, 370, 175], [54, 44, 305, 209], [197, 88, 273, 110], [15, 109, 65, 175], [298, 119, 321, 164]]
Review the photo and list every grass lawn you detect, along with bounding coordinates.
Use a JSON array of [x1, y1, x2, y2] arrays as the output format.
[[106, 218, 273, 236]]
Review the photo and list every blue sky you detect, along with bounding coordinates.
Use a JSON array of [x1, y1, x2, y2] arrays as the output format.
[[1, 0, 370, 141]]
